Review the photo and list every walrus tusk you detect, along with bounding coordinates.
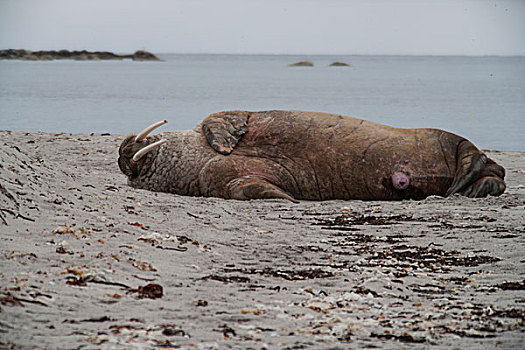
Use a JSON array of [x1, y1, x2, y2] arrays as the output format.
[[135, 120, 168, 142], [132, 139, 168, 162]]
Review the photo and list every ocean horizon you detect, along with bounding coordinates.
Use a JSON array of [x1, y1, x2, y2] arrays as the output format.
[[1, 54, 524, 151]]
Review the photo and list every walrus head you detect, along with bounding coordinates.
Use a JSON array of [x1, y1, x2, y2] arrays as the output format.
[[118, 120, 168, 178]]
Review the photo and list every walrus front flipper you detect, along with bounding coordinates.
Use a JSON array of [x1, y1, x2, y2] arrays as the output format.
[[201, 111, 250, 155], [227, 176, 298, 203], [446, 141, 487, 196]]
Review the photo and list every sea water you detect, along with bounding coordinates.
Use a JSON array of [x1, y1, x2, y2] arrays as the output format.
[[0, 54, 524, 151]]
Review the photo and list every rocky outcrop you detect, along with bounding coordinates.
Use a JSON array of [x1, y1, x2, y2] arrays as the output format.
[[131, 50, 161, 61], [329, 61, 350, 67], [288, 61, 314, 67], [0, 49, 161, 61]]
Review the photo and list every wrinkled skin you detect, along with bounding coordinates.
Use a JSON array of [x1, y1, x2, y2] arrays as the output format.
[[118, 110, 506, 202]]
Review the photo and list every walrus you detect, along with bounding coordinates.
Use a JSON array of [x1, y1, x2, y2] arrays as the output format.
[[118, 110, 506, 202]]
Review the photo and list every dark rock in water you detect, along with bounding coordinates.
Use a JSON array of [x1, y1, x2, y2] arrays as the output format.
[[0, 49, 161, 61], [73, 53, 101, 61], [0, 49, 28, 59], [329, 61, 350, 67], [132, 50, 161, 61], [289, 60, 314, 67]]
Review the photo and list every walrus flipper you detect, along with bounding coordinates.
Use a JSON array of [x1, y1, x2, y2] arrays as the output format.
[[461, 160, 506, 198], [202, 111, 250, 155], [227, 176, 298, 203], [445, 140, 506, 197], [446, 141, 487, 196], [462, 176, 506, 197]]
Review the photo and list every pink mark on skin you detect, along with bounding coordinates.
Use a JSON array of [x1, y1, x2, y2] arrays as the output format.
[[392, 171, 410, 190]]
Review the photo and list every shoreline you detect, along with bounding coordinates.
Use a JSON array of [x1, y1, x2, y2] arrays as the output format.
[[1, 130, 524, 349]]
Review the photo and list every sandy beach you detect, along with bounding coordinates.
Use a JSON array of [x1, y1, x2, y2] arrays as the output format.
[[0, 130, 524, 349]]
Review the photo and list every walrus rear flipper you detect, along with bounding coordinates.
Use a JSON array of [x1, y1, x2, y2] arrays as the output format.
[[461, 160, 506, 197], [202, 111, 250, 155], [227, 176, 298, 203], [446, 141, 487, 196], [446, 140, 506, 197]]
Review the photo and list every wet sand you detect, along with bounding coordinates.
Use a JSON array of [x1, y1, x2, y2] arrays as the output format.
[[0, 130, 524, 349]]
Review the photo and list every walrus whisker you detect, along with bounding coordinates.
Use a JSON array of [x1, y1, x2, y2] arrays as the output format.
[[132, 139, 167, 162], [135, 120, 168, 142]]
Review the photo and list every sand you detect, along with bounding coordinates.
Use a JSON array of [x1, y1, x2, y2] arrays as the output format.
[[0, 130, 524, 349]]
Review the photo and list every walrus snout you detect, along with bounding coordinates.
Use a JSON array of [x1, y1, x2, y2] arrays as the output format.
[[392, 171, 410, 190], [131, 120, 169, 161], [118, 120, 169, 177]]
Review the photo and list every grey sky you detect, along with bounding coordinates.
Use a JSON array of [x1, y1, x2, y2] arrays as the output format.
[[1, 0, 524, 55]]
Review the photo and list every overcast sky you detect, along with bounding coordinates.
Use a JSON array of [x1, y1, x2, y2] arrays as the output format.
[[1, 0, 524, 55]]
